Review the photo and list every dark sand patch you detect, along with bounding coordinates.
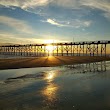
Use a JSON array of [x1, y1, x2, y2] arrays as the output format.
[[0, 56, 110, 70]]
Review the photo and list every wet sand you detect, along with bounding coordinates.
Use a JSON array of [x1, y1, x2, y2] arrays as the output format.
[[0, 56, 110, 70]]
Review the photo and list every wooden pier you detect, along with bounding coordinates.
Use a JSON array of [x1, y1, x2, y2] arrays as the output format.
[[0, 40, 110, 57]]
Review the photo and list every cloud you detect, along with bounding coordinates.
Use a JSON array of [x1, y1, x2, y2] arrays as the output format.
[[81, 0, 110, 11], [51, 0, 80, 9], [83, 21, 92, 27], [52, 0, 110, 20], [0, 0, 51, 9], [71, 20, 92, 28], [104, 13, 110, 20], [42, 18, 92, 28], [1, 0, 110, 21], [1, 0, 110, 11], [0, 32, 44, 44], [0, 32, 68, 44], [46, 19, 64, 27], [80, 0, 110, 18], [0, 0, 110, 28], [69, 19, 92, 28], [0, 16, 35, 34]]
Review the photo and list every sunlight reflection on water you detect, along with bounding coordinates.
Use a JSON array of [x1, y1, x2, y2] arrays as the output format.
[[42, 70, 58, 101], [42, 83, 58, 102], [45, 71, 56, 82]]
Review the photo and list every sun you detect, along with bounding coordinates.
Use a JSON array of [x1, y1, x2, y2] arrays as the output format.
[[44, 39, 55, 53], [46, 45, 54, 52]]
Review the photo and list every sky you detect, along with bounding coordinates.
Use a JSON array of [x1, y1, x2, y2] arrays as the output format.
[[0, 0, 110, 44]]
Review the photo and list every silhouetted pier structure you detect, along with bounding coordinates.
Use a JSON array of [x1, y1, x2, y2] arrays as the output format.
[[0, 40, 110, 57]]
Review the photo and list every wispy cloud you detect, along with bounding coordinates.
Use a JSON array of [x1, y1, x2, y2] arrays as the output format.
[[41, 18, 92, 28], [1, 0, 110, 20], [104, 13, 110, 20], [1, 0, 110, 12], [83, 21, 92, 27], [0, 32, 44, 44], [0, 16, 35, 34], [53, 0, 110, 20], [69, 19, 92, 28], [81, 0, 110, 20], [0, 0, 51, 9], [0, 32, 67, 44], [81, 0, 110, 11], [45, 19, 64, 27]]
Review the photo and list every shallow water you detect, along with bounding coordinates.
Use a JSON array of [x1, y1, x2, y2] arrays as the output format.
[[0, 61, 110, 110]]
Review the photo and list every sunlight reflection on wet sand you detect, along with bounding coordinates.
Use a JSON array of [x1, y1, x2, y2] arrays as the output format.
[[41, 70, 58, 102], [42, 83, 58, 101], [45, 71, 56, 82]]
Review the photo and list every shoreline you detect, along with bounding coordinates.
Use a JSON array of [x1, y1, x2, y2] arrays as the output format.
[[0, 56, 110, 70]]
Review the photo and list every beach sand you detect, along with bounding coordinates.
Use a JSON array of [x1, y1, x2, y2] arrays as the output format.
[[0, 56, 110, 70]]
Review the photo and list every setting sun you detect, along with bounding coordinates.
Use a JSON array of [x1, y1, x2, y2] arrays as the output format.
[[46, 45, 54, 52], [44, 39, 54, 44], [44, 39, 56, 53]]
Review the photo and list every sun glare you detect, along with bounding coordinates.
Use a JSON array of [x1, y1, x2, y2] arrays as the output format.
[[46, 45, 54, 52], [44, 39, 54, 44], [44, 39, 56, 53]]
